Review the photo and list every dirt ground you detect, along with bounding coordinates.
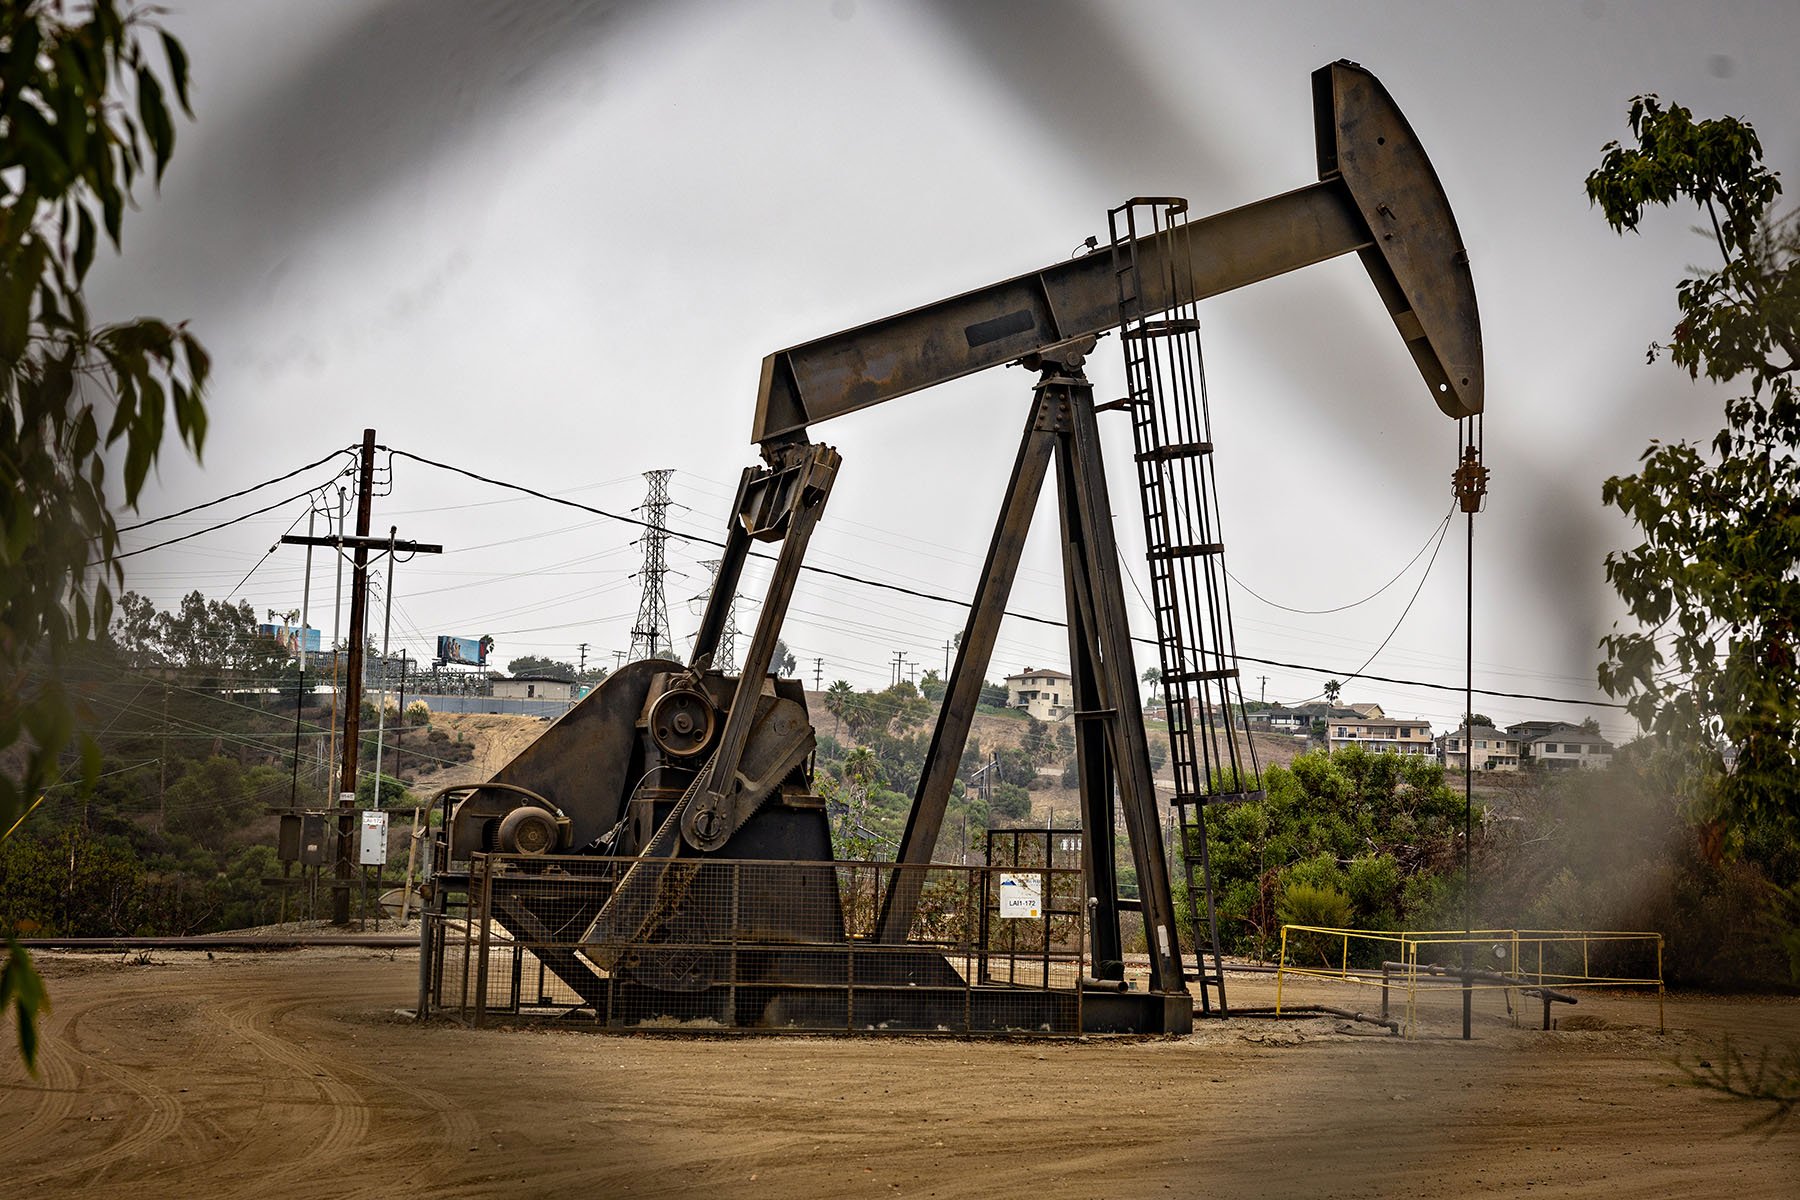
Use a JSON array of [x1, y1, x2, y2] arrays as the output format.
[[3, 950, 1795, 1199]]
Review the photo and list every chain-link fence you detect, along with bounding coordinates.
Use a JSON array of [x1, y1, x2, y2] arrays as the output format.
[[423, 853, 1087, 1034]]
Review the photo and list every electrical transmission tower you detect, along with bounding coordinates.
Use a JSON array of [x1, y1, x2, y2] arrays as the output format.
[[699, 558, 739, 674], [628, 469, 674, 661]]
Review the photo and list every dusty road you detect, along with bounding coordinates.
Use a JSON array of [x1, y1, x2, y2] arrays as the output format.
[[2, 949, 1795, 1199]]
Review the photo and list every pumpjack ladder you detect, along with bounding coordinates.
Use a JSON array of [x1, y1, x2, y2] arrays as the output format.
[[1108, 198, 1265, 1016]]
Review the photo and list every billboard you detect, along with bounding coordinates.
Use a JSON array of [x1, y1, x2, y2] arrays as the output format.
[[436, 634, 493, 667], [257, 623, 322, 655]]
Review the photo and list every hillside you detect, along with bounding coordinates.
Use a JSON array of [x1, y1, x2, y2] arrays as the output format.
[[401, 695, 1306, 832]]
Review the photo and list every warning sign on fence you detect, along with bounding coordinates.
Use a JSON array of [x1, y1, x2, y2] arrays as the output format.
[[998, 873, 1043, 919]]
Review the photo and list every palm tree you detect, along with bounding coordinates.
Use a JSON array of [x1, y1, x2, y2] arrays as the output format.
[[824, 679, 854, 736], [1323, 678, 1342, 707], [1141, 666, 1161, 703]]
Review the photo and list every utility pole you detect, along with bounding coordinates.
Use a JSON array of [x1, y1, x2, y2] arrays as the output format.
[[395, 647, 409, 785], [287, 501, 318, 809], [326, 485, 346, 806], [891, 649, 905, 688], [158, 684, 168, 831], [279, 431, 444, 924], [577, 643, 589, 677], [333, 429, 376, 925], [813, 657, 823, 693], [1258, 675, 1268, 704], [612, 649, 627, 671], [372, 533, 398, 805]]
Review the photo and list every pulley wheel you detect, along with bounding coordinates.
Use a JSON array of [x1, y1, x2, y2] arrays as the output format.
[[496, 805, 560, 856], [648, 687, 717, 758]]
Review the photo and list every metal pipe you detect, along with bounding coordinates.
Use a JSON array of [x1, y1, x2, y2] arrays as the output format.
[[19, 935, 416, 950]]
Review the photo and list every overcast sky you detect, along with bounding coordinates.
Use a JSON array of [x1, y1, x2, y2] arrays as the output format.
[[97, 0, 1800, 741]]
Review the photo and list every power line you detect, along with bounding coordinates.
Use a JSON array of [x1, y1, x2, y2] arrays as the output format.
[[108, 447, 354, 535], [105, 469, 353, 565], [383, 444, 1628, 711], [1227, 505, 1455, 615], [225, 499, 321, 601], [1312, 512, 1455, 695]]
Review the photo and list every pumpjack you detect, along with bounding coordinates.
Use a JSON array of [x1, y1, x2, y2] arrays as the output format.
[[427, 61, 1482, 1034]]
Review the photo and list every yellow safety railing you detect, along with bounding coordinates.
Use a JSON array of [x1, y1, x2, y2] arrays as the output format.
[[1275, 925, 1665, 1036]]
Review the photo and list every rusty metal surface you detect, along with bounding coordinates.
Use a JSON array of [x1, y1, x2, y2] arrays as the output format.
[[486, 656, 678, 850], [1314, 61, 1482, 419], [755, 181, 1366, 443]]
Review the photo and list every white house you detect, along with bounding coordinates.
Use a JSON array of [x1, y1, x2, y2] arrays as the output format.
[[1326, 716, 1434, 756], [1528, 729, 1613, 770], [1004, 668, 1072, 721], [1435, 725, 1522, 772]]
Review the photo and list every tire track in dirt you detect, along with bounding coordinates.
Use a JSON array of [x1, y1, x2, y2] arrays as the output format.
[[214, 993, 371, 1175], [0, 994, 86, 1162], [12, 997, 187, 1190], [195, 981, 473, 1200]]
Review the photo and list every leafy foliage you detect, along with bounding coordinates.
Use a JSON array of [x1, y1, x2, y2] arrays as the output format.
[[112, 589, 293, 682], [1201, 748, 1470, 959], [504, 655, 575, 682], [1, 0, 206, 1074], [1586, 95, 1800, 837]]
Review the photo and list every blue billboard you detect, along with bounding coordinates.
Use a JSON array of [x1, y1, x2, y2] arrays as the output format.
[[258, 623, 322, 655], [436, 634, 493, 667]]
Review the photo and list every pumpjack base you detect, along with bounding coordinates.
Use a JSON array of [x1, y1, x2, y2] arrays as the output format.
[[580, 965, 1191, 1036]]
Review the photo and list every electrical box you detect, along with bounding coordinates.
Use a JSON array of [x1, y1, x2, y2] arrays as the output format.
[[359, 810, 389, 866], [300, 812, 329, 866], [277, 813, 302, 862]]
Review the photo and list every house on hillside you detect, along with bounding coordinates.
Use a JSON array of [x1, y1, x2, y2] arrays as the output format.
[[1325, 715, 1434, 756], [1348, 702, 1386, 719], [1435, 725, 1522, 772], [1506, 719, 1580, 745], [1247, 703, 1359, 737], [491, 675, 575, 702], [1528, 729, 1614, 770], [1004, 668, 1071, 721]]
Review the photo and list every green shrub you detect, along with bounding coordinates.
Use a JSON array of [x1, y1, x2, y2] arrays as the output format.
[[1345, 854, 1402, 926], [990, 782, 1031, 821], [1277, 882, 1354, 966], [1277, 881, 1353, 931]]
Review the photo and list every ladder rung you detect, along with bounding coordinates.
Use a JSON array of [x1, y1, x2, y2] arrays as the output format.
[[1166, 667, 1239, 684], [1094, 397, 1138, 413], [1172, 788, 1265, 808], [1147, 543, 1225, 560], [1134, 441, 1213, 463], [1122, 318, 1203, 338]]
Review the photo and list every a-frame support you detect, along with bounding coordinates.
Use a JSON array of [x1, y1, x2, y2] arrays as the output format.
[[878, 338, 1189, 1020]]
